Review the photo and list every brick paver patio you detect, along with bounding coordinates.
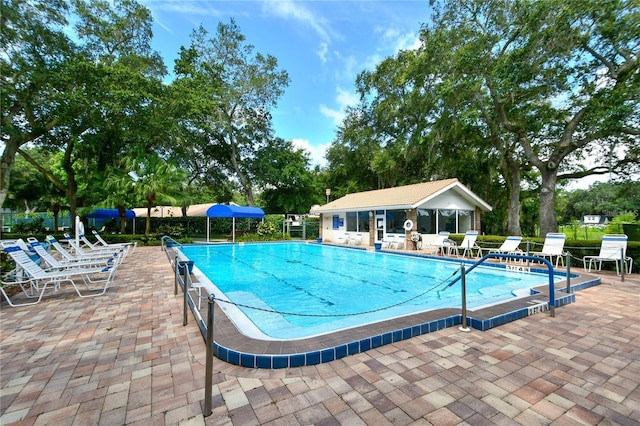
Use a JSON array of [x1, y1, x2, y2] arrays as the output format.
[[1, 246, 638, 425]]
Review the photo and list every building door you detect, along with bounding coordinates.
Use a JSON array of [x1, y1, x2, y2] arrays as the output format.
[[375, 213, 385, 243]]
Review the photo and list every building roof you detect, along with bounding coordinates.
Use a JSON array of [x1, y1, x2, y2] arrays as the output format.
[[315, 178, 492, 213]]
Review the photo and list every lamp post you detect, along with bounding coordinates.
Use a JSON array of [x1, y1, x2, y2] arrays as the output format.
[[325, 188, 331, 204]]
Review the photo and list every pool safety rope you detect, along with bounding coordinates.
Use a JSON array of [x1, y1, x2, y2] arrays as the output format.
[[200, 268, 460, 318]]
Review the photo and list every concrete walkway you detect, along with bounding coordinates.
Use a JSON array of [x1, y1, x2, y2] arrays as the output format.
[[1, 246, 638, 425]]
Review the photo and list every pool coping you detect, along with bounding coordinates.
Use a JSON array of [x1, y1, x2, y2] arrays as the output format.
[[169, 242, 601, 369]]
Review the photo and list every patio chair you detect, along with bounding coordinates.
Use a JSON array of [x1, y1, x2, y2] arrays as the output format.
[[583, 234, 633, 276], [530, 233, 566, 268], [349, 233, 363, 245], [27, 238, 119, 270], [486, 236, 523, 262], [380, 235, 395, 248], [92, 229, 136, 253], [451, 231, 480, 258], [337, 233, 349, 244], [422, 232, 451, 255], [391, 235, 406, 249], [45, 235, 121, 263], [0, 242, 117, 306], [63, 233, 126, 258]]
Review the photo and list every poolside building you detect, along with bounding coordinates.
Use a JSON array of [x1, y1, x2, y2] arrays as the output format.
[[314, 178, 492, 248]]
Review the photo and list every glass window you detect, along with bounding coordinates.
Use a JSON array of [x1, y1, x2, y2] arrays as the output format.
[[458, 210, 474, 233], [346, 212, 357, 232], [438, 209, 456, 233], [357, 212, 370, 232], [417, 209, 436, 233], [385, 210, 407, 233]]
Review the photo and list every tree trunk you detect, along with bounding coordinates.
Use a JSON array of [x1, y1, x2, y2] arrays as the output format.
[[538, 166, 559, 236], [63, 142, 79, 231], [229, 140, 255, 205], [0, 139, 19, 209], [503, 154, 522, 236], [146, 205, 152, 235]]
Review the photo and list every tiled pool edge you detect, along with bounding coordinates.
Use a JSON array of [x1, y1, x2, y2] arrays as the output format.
[[171, 244, 602, 369]]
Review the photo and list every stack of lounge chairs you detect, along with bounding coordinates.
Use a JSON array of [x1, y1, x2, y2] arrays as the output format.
[[0, 231, 133, 307]]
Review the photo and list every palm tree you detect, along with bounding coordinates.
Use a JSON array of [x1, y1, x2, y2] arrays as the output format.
[[124, 155, 187, 235]]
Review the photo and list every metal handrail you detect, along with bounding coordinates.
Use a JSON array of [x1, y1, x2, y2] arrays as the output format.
[[446, 253, 557, 317], [161, 235, 182, 251]]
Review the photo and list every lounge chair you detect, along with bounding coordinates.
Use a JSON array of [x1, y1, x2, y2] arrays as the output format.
[[45, 235, 121, 263], [486, 236, 523, 261], [391, 235, 406, 249], [349, 233, 363, 245], [27, 238, 119, 269], [0, 242, 117, 306], [530, 233, 566, 268], [63, 233, 125, 257], [380, 235, 395, 248], [422, 232, 451, 255], [451, 231, 480, 258], [337, 233, 349, 244], [92, 229, 136, 253], [583, 234, 633, 276]]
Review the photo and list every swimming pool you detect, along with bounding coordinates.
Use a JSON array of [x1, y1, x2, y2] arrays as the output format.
[[180, 242, 564, 340]]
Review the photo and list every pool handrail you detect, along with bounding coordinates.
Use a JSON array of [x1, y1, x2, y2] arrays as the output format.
[[161, 235, 182, 251], [447, 253, 556, 315]]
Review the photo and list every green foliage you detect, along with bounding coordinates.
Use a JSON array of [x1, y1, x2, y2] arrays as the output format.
[[256, 221, 277, 236], [157, 223, 185, 238], [13, 218, 46, 234]]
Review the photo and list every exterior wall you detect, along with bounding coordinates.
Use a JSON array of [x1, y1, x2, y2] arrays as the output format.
[[406, 209, 419, 250]]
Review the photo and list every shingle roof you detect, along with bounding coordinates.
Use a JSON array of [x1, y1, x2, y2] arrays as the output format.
[[315, 178, 492, 212]]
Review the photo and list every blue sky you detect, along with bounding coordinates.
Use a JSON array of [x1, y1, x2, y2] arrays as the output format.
[[141, 0, 432, 167]]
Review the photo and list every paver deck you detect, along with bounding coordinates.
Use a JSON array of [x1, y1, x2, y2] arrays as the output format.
[[1, 245, 638, 425]]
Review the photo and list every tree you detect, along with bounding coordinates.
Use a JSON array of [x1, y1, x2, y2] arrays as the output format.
[[430, 0, 640, 235], [1, 0, 72, 208], [123, 153, 188, 235], [1, 0, 167, 224], [173, 20, 290, 205], [251, 138, 323, 214]]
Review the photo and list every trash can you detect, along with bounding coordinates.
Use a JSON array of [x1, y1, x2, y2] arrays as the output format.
[[374, 242, 382, 250], [178, 260, 194, 275]]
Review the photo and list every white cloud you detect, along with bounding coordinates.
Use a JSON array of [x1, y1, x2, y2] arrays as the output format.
[[320, 87, 359, 126], [262, 0, 331, 42], [292, 138, 329, 167], [317, 42, 329, 64]]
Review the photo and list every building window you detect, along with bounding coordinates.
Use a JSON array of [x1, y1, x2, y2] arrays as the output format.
[[458, 210, 474, 232], [346, 212, 357, 231], [385, 210, 407, 233], [438, 210, 456, 232], [417, 209, 436, 233], [358, 212, 370, 232]]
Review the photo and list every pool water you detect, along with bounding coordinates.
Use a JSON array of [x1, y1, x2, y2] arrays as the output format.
[[180, 243, 560, 339]]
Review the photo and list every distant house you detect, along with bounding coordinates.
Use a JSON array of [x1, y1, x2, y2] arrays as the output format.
[[314, 178, 492, 248], [582, 215, 609, 225]]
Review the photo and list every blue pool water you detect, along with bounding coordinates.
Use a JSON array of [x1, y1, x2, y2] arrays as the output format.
[[180, 243, 560, 340]]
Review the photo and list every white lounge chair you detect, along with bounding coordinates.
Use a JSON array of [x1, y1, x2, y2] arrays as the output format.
[[530, 233, 566, 268], [27, 238, 119, 269], [583, 234, 633, 276], [337, 233, 349, 244], [45, 235, 121, 263], [487, 236, 523, 261], [63, 233, 125, 257], [380, 235, 394, 248], [92, 229, 136, 253], [391, 235, 406, 249], [349, 233, 363, 245], [422, 232, 451, 255], [451, 231, 480, 258], [1, 242, 117, 306]]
